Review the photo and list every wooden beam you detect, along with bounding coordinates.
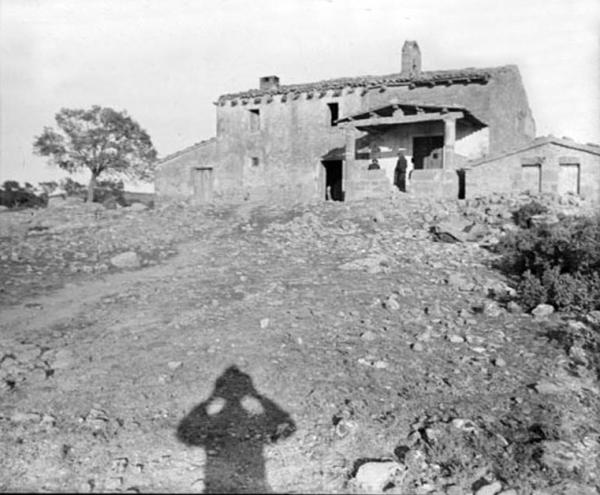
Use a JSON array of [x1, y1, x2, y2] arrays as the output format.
[[353, 111, 464, 128]]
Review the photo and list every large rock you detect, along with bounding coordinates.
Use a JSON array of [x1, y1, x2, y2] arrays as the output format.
[[338, 254, 391, 274], [128, 202, 147, 212], [530, 213, 559, 228], [110, 251, 141, 269], [531, 303, 554, 319], [354, 460, 404, 493]]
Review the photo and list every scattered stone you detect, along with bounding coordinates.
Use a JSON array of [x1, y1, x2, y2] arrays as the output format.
[[497, 490, 518, 495], [384, 295, 400, 311], [167, 361, 183, 371], [492, 357, 506, 367], [373, 360, 389, 369], [451, 418, 478, 433], [411, 342, 424, 352], [371, 210, 385, 223], [11, 411, 42, 423], [506, 301, 522, 314], [260, 318, 270, 329], [446, 273, 475, 292], [128, 202, 147, 211], [447, 334, 465, 344], [354, 460, 404, 493], [41, 414, 57, 426], [530, 213, 559, 228], [339, 254, 391, 274], [360, 330, 377, 342], [430, 217, 471, 243], [531, 303, 554, 319], [52, 348, 75, 370], [585, 310, 600, 325], [110, 251, 141, 269], [104, 477, 124, 491], [465, 334, 485, 345], [474, 481, 502, 495]]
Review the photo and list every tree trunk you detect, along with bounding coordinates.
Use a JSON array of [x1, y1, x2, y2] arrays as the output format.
[[87, 173, 97, 203]]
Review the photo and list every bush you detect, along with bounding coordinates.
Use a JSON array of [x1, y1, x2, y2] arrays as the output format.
[[512, 201, 549, 229], [498, 215, 600, 311], [0, 181, 46, 209]]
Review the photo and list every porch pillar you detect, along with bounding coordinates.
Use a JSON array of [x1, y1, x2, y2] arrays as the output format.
[[443, 117, 457, 169], [344, 125, 358, 194]]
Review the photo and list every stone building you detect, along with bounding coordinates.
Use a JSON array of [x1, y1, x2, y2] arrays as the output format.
[[156, 41, 536, 203], [465, 136, 600, 202]]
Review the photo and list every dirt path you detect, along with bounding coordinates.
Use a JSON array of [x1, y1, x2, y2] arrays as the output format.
[[1, 199, 598, 494]]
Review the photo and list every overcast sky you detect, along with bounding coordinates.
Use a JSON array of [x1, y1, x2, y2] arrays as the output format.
[[1, 0, 599, 186]]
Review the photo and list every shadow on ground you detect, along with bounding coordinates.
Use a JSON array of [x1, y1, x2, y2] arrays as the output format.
[[177, 365, 296, 493]]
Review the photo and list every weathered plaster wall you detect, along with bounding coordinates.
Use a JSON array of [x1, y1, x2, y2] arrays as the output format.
[[156, 65, 535, 203], [345, 167, 392, 201], [155, 139, 217, 200], [214, 66, 532, 202], [465, 143, 600, 202], [455, 127, 489, 159], [375, 66, 535, 153], [409, 169, 459, 199]]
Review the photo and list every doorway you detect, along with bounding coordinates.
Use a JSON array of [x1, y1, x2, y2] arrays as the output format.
[[192, 167, 214, 203], [322, 160, 344, 201], [413, 136, 444, 170], [521, 164, 541, 193]]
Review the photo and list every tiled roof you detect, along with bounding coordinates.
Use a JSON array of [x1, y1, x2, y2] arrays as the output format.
[[157, 137, 216, 164], [467, 135, 600, 167], [216, 66, 508, 104]]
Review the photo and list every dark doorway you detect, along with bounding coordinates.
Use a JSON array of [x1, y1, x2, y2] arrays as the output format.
[[323, 160, 344, 201], [457, 169, 466, 199], [413, 136, 444, 170]]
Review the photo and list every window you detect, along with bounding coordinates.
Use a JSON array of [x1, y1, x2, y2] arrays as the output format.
[[249, 109, 260, 132], [250, 156, 260, 167], [327, 103, 339, 126]]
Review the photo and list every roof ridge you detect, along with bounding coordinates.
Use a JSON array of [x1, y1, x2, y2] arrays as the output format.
[[468, 135, 600, 167], [158, 137, 216, 164], [217, 65, 514, 102]]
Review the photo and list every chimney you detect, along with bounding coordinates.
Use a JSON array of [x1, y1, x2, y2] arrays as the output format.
[[401, 41, 421, 78], [259, 75, 280, 91]]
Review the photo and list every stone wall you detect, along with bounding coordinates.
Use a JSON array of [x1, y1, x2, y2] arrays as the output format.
[[156, 66, 535, 203], [409, 169, 459, 199], [213, 65, 535, 203], [155, 139, 217, 201], [465, 142, 600, 202], [345, 168, 392, 201]]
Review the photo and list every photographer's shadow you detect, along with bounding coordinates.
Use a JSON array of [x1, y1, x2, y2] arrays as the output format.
[[177, 365, 296, 493]]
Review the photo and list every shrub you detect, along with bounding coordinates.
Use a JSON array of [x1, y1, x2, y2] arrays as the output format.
[[498, 215, 600, 311], [0, 181, 46, 209], [512, 200, 549, 229]]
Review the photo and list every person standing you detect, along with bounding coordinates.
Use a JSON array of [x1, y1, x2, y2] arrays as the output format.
[[394, 151, 408, 192]]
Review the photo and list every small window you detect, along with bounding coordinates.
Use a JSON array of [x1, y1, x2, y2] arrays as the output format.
[[327, 103, 339, 126], [250, 157, 260, 167], [249, 109, 260, 132]]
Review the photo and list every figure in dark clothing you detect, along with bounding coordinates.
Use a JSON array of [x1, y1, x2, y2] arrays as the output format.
[[394, 152, 408, 192], [177, 365, 295, 493], [368, 158, 380, 170]]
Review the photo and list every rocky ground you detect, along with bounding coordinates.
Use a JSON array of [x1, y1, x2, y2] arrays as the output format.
[[0, 193, 598, 494]]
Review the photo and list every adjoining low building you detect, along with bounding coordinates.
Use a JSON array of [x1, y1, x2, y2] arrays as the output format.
[[464, 136, 600, 202], [155, 40, 536, 203]]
